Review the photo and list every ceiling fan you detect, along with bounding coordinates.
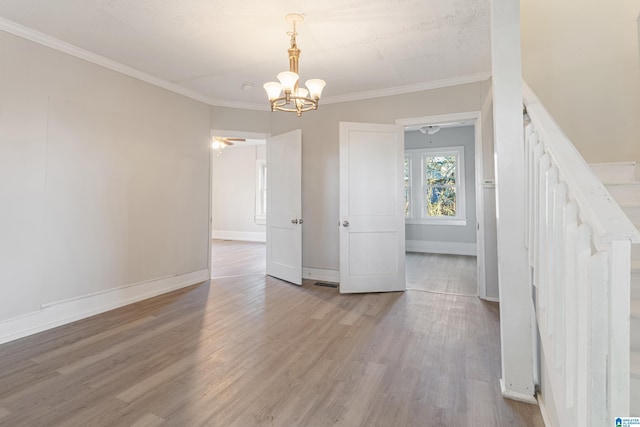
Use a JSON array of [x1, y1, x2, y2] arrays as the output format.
[[212, 136, 246, 155]]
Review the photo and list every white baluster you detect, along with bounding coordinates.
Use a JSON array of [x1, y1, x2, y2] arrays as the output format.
[[537, 153, 552, 334], [563, 201, 578, 410], [552, 181, 567, 370], [532, 142, 544, 279], [527, 130, 540, 265], [524, 124, 534, 249], [589, 251, 608, 427], [545, 165, 559, 335], [575, 223, 593, 427], [607, 240, 631, 419]]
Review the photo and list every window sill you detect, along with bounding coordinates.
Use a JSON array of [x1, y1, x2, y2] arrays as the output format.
[[405, 218, 467, 226]]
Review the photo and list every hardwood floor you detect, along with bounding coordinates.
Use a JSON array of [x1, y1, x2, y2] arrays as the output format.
[[211, 239, 265, 278], [406, 252, 477, 296], [0, 244, 544, 426]]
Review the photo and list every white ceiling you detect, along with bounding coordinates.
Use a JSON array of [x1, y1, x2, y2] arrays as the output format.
[[0, 0, 491, 109]]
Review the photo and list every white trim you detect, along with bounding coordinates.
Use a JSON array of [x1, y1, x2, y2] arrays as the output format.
[[255, 158, 267, 221], [473, 116, 486, 299], [397, 112, 482, 127], [322, 72, 492, 105], [405, 218, 467, 226], [303, 267, 340, 283], [209, 129, 214, 277], [212, 230, 266, 242], [589, 161, 638, 167], [210, 130, 271, 140], [405, 240, 477, 256], [536, 393, 552, 427], [0, 269, 209, 345], [500, 378, 538, 404]]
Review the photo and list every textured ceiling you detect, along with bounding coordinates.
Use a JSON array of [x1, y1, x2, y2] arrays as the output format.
[[0, 0, 491, 109]]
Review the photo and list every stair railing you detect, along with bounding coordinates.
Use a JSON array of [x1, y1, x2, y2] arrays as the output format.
[[523, 81, 640, 426]]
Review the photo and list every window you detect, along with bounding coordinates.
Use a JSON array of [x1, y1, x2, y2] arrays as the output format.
[[255, 159, 267, 224], [405, 146, 466, 225], [404, 156, 411, 217], [424, 154, 457, 217]]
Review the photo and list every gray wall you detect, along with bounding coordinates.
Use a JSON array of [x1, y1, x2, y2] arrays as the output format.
[[404, 126, 476, 244], [0, 30, 211, 324], [207, 80, 500, 299], [210, 106, 271, 134]]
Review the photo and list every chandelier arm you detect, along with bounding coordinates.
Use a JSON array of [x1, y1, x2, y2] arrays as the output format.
[[271, 96, 318, 114]]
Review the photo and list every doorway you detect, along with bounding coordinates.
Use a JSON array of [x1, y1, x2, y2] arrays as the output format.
[[209, 129, 269, 279], [397, 113, 489, 299]]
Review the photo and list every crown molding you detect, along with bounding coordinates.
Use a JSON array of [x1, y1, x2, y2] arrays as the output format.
[[0, 17, 491, 111], [0, 17, 271, 110], [321, 72, 492, 105], [207, 99, 270, 111]]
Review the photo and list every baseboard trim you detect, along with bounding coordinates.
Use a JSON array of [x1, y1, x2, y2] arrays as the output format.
[[536, 392, 552, 427], [212, 230, 266, 242], [500, 378, 538, 404], [406, 240, 477, 256], [303, 267, 340, 283], [0, 269, 209, 345]]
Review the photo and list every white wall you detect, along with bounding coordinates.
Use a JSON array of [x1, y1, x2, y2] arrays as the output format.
[[0, 30, 211, 341], [521, 0, 640, 162], [404, 126, 477, 252], [212, 144, 266, 241]]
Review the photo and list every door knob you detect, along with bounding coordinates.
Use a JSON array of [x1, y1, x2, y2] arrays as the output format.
[[342, 221, 350, 227], [291, 219, 299, 224]]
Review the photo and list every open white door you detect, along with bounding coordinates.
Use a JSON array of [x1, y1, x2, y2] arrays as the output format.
[[266, 129, 303, 285], [339, 122, 405, 293]]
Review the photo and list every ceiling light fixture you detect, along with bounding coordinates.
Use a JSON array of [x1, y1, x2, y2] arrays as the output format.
[[419, 125, 441, 135], [263, 13, 326, 117]]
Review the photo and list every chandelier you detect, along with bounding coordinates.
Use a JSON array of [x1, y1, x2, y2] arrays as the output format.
[[263, 13, 326, 116]]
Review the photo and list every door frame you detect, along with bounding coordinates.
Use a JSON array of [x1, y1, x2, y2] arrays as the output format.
[[396, 112, 488, 299], [209, 129, 271, 279]]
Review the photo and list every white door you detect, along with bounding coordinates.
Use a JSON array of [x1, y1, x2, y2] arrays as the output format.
[[266, 129, 303, 285], [339, 122, 406, 293]]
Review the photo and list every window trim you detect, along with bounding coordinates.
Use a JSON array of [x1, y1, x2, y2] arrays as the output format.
[[404, 155, 412, 219], [254, 159, 267, 225], [404, 146, 466, 226]]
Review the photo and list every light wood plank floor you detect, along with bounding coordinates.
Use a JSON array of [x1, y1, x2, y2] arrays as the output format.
[[406, 252, 477, 296], [211, 239, 265, 278], [0, 246, 543, 426]]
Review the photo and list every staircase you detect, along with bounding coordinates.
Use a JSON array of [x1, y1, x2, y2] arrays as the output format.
[[590, 161, 640, 417]]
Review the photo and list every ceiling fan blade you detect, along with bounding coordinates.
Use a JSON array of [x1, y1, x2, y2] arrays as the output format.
[[225, 138, 246, 142]]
